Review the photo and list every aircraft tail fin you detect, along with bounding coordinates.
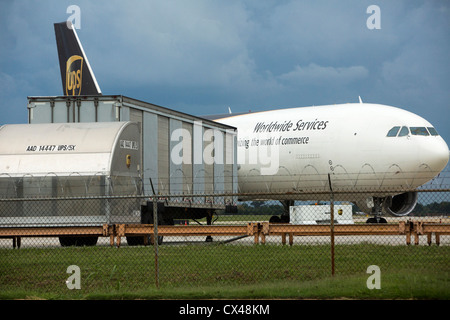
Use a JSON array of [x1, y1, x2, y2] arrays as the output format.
[[54, 21, 101, 96]]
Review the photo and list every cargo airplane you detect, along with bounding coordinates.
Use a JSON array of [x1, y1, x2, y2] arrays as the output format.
[[54, 21, 449, 223]]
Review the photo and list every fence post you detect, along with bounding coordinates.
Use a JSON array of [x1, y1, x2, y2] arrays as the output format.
[[328, 174, 335, 277], [153, 196, 159, 288]]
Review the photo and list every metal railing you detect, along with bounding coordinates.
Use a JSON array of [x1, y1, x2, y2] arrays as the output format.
[[0, 175, 449, 292]]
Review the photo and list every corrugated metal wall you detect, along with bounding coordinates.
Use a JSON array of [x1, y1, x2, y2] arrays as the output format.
[[27, 96, 238, 204]]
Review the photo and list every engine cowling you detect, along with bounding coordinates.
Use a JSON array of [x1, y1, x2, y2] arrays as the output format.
[[382, 191, 418, 217]]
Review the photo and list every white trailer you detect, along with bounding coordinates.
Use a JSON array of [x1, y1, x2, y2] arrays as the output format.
[[0, 121, 144, 245], [0, 95, 238, 245], [289, 205, 354, 225]]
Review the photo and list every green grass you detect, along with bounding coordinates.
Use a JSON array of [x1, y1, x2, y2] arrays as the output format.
[[0, 243, 449, 299]]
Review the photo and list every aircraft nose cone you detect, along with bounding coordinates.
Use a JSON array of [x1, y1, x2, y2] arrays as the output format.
[[426, 138, 449, 172]]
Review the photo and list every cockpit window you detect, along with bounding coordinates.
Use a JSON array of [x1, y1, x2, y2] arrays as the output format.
[[387, 126, 439, 138], [398, 126, 409, 137], [410, 127, 429, 136], [387, 126, 400, 137], [427, 127, 439, 136]]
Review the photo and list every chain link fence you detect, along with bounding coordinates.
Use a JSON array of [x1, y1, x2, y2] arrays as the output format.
[[0, 172, 449, 295]]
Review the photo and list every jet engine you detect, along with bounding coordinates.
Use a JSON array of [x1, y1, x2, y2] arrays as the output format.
[[355, 191, 418, 217], [382, 191, 418, 217]]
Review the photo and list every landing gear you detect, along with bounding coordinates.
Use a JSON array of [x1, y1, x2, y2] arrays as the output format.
[[269, 200, 293, 223], [269, 215, 281, 223], [366, 217, 387, 224], [366, 197, 387, 224]]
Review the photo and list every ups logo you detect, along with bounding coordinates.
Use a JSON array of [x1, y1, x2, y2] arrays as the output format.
[[66, 55, 83, 95]]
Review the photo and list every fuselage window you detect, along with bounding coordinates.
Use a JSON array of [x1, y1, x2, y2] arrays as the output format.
[[398, 126, 409, 137], [427, 127, 439, 136], [410, 127, 429, 136], [387, 126, 400, 137]]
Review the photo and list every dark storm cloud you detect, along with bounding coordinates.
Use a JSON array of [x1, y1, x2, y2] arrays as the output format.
[[0, 1, 448, 147]]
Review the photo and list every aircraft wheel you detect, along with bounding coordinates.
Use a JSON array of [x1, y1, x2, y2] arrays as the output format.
[[59, 236, 98, 247], [269, 215, 281, 223], [126, 235, 163, 246], [366, 217, 387, 223]]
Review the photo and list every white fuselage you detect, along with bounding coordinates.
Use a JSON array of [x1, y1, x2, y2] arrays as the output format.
[[216, 103, 449, 200]]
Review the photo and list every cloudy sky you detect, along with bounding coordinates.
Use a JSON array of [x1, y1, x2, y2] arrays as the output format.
[[0, 0, 449, 147]]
